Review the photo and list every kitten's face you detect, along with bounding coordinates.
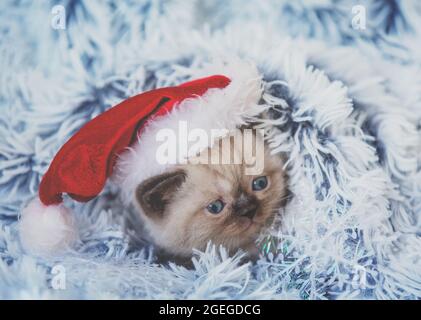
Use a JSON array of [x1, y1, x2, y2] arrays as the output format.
[[134, 133, 287, 257]]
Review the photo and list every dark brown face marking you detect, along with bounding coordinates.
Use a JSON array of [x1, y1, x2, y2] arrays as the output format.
[[232, 192, 259, 219]]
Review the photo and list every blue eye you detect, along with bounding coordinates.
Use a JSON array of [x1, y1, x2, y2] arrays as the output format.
[[207, 199, 225, 214], [252, 176, 268, 191]]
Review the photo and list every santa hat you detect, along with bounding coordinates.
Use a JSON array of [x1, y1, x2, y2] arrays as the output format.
[[19, 60, 263, 256]]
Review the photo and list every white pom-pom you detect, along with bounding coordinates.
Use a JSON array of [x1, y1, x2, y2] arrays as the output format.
[[19, 198, 78, 256]]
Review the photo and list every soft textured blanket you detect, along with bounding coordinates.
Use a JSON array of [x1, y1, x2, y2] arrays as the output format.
[[0, 0, 420, 299]]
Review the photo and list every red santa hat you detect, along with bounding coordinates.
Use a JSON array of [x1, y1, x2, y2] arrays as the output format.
[[18, 60, 263, 256]]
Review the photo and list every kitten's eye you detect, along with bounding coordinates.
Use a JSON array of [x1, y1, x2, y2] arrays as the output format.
[[252, 176, 268, 191], [206, 199, 225, 214]]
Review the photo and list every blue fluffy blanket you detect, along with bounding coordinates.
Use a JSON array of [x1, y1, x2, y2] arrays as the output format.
[[0, 0, 420, 299]]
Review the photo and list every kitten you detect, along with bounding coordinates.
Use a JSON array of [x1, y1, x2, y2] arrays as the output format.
[[126, 130, 287, 261]]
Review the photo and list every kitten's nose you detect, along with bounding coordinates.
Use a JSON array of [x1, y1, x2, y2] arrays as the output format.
[[233, 195, 258, 219]]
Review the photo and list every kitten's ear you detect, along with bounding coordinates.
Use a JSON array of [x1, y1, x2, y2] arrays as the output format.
[[135, 170, 186, 218]]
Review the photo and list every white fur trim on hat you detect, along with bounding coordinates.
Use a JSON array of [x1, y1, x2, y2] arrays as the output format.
[[19, 198, 78, 256], [115, 60, 264, 204]]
